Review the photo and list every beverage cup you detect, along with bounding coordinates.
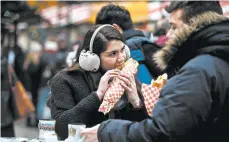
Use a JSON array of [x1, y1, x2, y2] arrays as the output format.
[[38, 119, 57, 141], [67, 123, 86, 142]]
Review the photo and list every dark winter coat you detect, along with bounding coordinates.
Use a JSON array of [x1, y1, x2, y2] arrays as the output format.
[[1, 49, 14, 127], [13, 46, 30, 91], [98, 12, 229, 142], [1, 46, 30, 127], [47, 68, 149, 139]]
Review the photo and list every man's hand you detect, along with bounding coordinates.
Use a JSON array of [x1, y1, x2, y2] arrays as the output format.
[[80, 124, 100, 142]]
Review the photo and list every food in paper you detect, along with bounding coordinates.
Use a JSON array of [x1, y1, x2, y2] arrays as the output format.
[[99, 58, 139, 114]]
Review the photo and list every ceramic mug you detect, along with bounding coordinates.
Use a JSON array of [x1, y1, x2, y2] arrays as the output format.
[[67, 123, 86, 142]]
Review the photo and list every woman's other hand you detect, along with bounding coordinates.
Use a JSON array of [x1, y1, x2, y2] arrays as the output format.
[[118, 72, 141, 108]]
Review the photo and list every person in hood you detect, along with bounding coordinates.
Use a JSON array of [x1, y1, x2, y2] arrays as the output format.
[[80, 1, 229, 142]]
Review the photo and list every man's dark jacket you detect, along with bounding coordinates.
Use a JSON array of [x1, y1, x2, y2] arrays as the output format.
[[98, 12, 229, 142]]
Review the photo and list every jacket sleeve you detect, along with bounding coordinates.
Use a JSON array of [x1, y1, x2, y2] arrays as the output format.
[[49, 74, 102, 124], [98, 66, 212, 142]]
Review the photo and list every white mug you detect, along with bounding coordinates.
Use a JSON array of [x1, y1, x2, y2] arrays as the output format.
[[67, 123, 86, 142], [38, 119, 57, 141]]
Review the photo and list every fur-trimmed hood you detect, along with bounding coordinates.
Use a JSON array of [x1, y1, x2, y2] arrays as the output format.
[[153, 12, 229, 72]]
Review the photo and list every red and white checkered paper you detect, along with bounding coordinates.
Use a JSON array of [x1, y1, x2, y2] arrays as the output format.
[[141, 83, 161, 116], [141, 74, 167, 116], [98, 58, 139, 114]]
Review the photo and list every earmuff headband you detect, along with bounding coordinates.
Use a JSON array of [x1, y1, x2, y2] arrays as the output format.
[[89, 24, 115, 53]]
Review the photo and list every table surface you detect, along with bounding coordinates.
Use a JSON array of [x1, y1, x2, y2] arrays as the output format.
[[0, 137, 40, 142], [0, 137, 66, 142]]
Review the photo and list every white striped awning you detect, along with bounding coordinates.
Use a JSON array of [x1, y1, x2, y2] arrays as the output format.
[[40, 4, 90, 26]]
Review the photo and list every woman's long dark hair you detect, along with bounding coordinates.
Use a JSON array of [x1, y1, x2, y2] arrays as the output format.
[[70, 24, 124, 70]]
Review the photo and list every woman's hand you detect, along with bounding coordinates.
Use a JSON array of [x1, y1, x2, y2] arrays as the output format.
[[118, 72, 141, 108], [97, 69, 119, 100], [80, 124, 100, 142]]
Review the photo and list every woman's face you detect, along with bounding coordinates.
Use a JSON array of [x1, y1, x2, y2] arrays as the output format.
[[100, 40, 126, 71]]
